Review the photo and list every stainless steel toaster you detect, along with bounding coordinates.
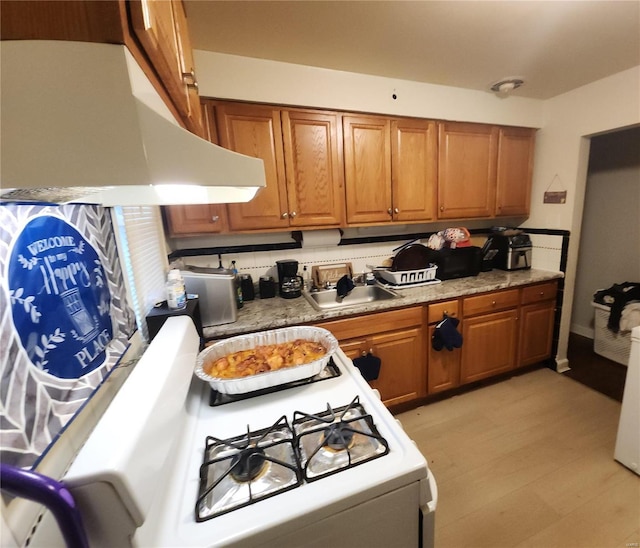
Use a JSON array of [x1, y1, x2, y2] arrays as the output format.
[[181, 267, 237, 327]]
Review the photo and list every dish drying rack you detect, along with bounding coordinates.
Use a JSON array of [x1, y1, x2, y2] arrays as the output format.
[[373, 265, 440, 287]]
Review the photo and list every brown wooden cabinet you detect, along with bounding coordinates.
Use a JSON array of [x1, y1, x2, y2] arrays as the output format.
[[343, 115, 438, 225], [213, 101, 344, 232], [343, 115, 393, 224], [163, 101, 226, 234], [164, 204, 228, 236], [496, 127, 536, 217], [315, 307, 425, 407], [281, 110, 345, 227], [517, 281, 558, 367], [460, 289, 519, 383], [438, 121, 499, 219], [215, 102, 290, 231], [391, 118, 438, 222], [438, 122, 535, 220], [427, 299, 461, 394], [313, 280, 557, 408], [2, 0, 204, 136]]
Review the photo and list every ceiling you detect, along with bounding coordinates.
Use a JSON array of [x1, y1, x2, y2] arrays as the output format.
[[185, 0, 640, 100]]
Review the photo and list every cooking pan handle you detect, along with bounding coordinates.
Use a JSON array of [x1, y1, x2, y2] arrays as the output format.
[[0, 464, 89, 548], [392, 238, 420, 253]]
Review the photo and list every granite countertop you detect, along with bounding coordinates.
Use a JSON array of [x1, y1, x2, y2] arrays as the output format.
[[202, 268, 563, 340]]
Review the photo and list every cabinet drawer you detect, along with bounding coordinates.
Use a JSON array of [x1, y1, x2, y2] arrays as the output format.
[[314, 306, 422, 340], [521, 281, 558, 305], [427, 300, 460, 324], [463, 289, 520, 317]]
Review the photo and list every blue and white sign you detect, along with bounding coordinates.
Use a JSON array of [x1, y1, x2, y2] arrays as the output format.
[[7, 216, 113, 378], [1, 204, 135, 469]]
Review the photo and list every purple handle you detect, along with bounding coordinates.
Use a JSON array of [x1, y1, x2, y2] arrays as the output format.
[[0, 463, 89, 548]]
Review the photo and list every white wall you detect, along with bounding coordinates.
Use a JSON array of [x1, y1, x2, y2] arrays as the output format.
[[194, 50, 544, 127], [525, 66, 640, 369], [194, 50, 640, 370]]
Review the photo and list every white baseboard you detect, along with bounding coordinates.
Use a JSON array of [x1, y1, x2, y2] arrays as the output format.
[[556, 357, 570, 372], [570, 324, 594, 339]]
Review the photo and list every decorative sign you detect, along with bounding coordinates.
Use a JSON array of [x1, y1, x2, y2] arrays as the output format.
[[0, 204, 135, 469], [543, 190, 567, 204], [8, 216, 113, 379]]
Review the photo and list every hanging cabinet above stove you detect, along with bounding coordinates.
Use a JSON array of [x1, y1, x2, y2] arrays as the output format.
[[1, 0, 205, 138]]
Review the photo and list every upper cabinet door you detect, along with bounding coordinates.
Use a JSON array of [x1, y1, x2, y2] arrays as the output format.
[[343, 115, 392, 224], [216, 102, 290, 231], [391, 118, 438, 222], [438, 122, 498, 219], [164, 204, 228, 236], [129, 0, 204, 136], [495, 127, 536, 217], [170, 0, 204, 136], [281, 110, 345, 227]]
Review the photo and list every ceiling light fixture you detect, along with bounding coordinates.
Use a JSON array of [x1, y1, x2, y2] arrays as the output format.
[[490, 78, 524, 94]]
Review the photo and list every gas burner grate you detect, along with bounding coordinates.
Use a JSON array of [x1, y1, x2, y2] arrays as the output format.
[[292, 396, 389, 482], [208, 358, 341, 407], [196, 416, 302, 521]]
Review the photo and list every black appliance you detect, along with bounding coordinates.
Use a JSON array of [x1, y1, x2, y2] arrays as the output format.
[[239, 274, 255, 301], [490, 231, 532, 270], [429, 246, 482, 280], [276, 260, 303, 299], [146, 297, 203, 347], [259, 275, 276, 299]]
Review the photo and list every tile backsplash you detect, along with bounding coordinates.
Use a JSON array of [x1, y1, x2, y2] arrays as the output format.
[[170, 227, 565, 286]]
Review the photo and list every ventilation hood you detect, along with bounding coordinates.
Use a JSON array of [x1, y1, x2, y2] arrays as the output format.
[[0, 40, 266, 206]]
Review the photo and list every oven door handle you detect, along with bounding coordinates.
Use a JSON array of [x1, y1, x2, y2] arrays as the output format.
[[420, 470, 438, 513]]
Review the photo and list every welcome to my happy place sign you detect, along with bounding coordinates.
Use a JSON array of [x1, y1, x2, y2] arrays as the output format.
[[1, 204, 135, 469]]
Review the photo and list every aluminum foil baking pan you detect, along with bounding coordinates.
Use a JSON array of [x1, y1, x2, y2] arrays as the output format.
[[194, 326, 339, 394]]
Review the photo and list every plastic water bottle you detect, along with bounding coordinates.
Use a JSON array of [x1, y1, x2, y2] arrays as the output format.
[[166, 269, 187, 310], [302, 265, 311, 290], [231, 260, 243, 309]]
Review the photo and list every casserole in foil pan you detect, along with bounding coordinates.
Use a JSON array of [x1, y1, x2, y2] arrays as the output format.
[[194, 326, 339, 394]]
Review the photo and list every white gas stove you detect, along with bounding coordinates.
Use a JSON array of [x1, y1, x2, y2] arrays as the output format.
[[62, 317, 437, 547]]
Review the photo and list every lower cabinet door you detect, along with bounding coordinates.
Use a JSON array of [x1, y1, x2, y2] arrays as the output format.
[[460, 309, 518, 384], [518, 301, 555, 367], [427, 324, 461, 394], [340, 339, 368, 362], [368, 327, 425, 407]]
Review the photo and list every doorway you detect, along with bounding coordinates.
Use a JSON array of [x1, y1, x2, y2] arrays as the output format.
[[565, 126, 640, 399]]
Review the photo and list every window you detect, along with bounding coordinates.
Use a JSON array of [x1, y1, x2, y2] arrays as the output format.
[[112, 206, 168, 341]]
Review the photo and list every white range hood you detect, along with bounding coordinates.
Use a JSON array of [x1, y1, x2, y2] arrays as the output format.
[[0, 40, 265, 206]]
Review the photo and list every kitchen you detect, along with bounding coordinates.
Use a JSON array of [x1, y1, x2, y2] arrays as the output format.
[[1, 1, 639, 547]]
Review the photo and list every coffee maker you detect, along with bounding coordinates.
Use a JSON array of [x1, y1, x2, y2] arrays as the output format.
[[276, 260, 303, 299]]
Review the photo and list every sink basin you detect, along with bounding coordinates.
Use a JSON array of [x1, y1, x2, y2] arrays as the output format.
[[302, 284, 398, 311]]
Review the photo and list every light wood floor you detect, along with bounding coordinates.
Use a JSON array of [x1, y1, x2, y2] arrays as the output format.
[[397, 369, 640, 548]]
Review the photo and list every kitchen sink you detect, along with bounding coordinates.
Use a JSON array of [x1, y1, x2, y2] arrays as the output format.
[[302, 284, 398, 311]]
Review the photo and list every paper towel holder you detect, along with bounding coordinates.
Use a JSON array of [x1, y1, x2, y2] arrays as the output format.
[[291, 229, 344, 247]]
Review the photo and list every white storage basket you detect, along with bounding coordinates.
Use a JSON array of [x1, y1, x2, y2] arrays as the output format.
[[592, 301, 632, 365]]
